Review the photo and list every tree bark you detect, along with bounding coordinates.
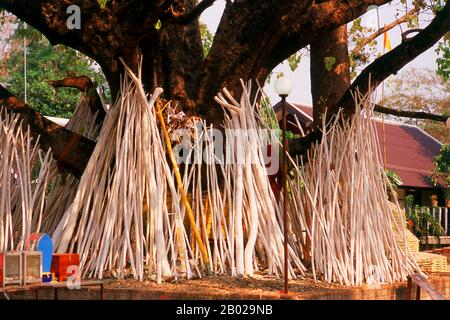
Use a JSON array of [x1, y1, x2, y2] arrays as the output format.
[[311, 25, 351, 127]]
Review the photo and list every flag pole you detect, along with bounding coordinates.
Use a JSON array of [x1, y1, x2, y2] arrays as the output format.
[[24, 22, 27, 104], [377, 7, 388, 171]]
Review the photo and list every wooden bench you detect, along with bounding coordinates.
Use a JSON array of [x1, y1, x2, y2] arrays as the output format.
[[407, 273, 446, 300]]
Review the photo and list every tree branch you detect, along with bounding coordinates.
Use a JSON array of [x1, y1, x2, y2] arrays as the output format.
[[196, 0, 396, 123], [288, 130, 323, 160], [288, 103, 450, 160], [338, 1, 450, 116], [0, 85, 96, 178], [261, 0, 393, 79], [50, 76, 106, 125], [351, 8, 418, 56], [0, 0, 94, 48], [50, 76, 94, 92], [173, 0, 216, 24], [374, 104, 449, 122]]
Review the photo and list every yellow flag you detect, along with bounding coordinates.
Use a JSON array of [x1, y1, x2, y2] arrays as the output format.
[[383, 31, 392, 52]]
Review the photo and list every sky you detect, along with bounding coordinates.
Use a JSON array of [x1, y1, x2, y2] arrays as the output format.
[[200, 1, 441, 106]]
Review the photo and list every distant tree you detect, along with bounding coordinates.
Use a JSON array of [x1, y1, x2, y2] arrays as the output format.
[[0, 11, 17, 78], [0, 23, 108, 118], [436, 39, 450, 81], [383, 68, 450, 143], [199, 22, 213, 58]]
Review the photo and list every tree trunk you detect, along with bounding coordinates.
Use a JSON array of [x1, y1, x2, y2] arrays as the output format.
[[101, 13, 205, 114], [1, 0, 448, 176], [310, 25, 351, 127]]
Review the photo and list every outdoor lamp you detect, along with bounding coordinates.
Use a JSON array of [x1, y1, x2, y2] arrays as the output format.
[[274, 74, 292, 295], [274, 75, 293, 97]]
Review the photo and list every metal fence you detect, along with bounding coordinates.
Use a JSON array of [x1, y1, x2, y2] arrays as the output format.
[[406, 206, 450, 236]]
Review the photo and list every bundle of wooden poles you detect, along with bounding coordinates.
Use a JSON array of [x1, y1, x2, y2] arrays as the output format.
[[0, 63, 420, 285], [0, 92, 103, 251], [37, 92, 103, 237], [288, 94, 420, 285], [46, 63, 306, 282], [0, 110, 53, 251]]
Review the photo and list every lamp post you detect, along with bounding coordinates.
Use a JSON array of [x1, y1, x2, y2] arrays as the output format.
[[274, 75, 293, 294]]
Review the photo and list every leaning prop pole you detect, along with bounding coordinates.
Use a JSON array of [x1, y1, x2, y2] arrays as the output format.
[[119, 58, 211, 275], [155, 102, 212, 275]]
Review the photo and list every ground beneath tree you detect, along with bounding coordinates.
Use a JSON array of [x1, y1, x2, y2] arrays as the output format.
[[103, 272, 348, 299], [3, 272, 449, 300], [100, 271, 450, 300]]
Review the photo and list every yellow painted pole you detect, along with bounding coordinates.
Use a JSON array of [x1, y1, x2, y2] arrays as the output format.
[[155, 101, 212, 275]]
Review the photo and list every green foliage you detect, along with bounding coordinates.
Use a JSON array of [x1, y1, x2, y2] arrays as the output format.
[[434, 144, 450, 173], [406, 14, 419, 28], [349, 17, 378, 79], [287, 53, 302, 72], [407, 206, 444, 239], [154, 19, 162, 30], [200, 23, 213, 58], [427, 0, 449, 80], [282, 48, 309, 73], [260, 97, 279, 130], [385, 170, 402, 190], [260, 98, 297, 140], [405, 194, 415, 209], [97, 0, 109, 9], [324, 56, 336, 72], [405, 191, 443, 240], [436, 40, 450, 81], [0, 24, 108, 118], [14, 24, 45, 43], [400, 0, 443, 12], [429, 0, 447, 12], [432, 144, 450, 197]]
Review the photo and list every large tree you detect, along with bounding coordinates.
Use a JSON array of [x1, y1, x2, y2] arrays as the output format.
[[0, 0, 449, 175]]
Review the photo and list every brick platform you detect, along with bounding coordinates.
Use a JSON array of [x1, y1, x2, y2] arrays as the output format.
[[1, 274, 449, 300]]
